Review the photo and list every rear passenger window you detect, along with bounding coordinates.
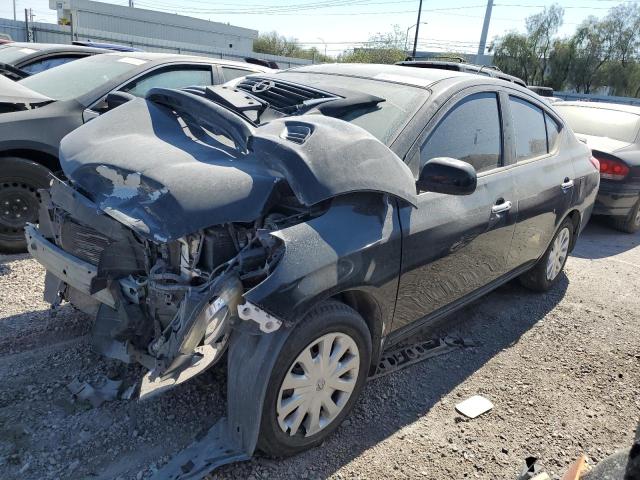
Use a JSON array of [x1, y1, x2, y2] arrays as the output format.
[[510, 96, 547, 161], [421, 92, 502, 174], [545, 112, 561, 151]]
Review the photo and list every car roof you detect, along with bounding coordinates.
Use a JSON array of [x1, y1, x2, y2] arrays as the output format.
[[98, 51, 273, 71], [556, 101, 640, 115], [395, 60, 527, 87], [281, 63, 531, 92], [283, 63, 473, 88], [3, 42, 106, 54]]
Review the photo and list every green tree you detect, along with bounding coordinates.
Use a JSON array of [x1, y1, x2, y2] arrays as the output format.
[[339, 25, 407, 64], [491, 4, 564, 85], [253, 31, 332, 62]]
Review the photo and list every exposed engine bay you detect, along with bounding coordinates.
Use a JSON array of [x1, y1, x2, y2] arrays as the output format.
[[28, 176, 329, 399]]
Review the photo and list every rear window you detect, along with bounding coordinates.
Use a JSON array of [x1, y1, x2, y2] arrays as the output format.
[[19, 54, 145, 101], [555, 105, 640, 143], [270, 72, 428, 145]]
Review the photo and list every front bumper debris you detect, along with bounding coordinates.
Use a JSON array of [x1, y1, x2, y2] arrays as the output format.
[[25, 224, 116, 308]]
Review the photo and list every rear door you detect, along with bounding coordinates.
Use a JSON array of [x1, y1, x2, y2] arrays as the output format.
[[504, 93, 575, 269], [392, 88, 517, 332]]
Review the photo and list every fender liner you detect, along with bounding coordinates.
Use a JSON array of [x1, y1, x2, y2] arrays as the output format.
[[152, 326, 293, 479]]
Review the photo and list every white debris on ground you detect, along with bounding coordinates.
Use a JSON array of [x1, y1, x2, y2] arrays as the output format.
[[0, 220, 638, 480]]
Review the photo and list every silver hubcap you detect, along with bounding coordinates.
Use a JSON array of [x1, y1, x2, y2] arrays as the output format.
[[634, 206, 640, 226], [546, 227, 570, 281], [277, 332, 360, 438]]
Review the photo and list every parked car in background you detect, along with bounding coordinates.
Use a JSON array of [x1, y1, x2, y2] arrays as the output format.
[[0, 33, 12, 45], [0, 52, 272, 252], [556, 101, 640, 233], [25, 64, 598, 473], [0, 42, 107, 80], [72, 40, 142, 52], [528, 86, 563, 104], [396, 58, 527, 87]]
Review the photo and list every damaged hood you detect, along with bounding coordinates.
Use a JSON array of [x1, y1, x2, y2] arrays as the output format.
[[0, 74, 53, 104], [60, 92, 417, 241]]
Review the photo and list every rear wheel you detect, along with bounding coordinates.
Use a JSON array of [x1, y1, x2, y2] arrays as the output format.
[[0, 157, 52, 253], [257, 300, 371, 458], [519, 218, 574, 292], [612, 197, 640, 234]]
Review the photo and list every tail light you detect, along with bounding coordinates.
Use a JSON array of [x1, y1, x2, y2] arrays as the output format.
[[596, 156, 629, 181]]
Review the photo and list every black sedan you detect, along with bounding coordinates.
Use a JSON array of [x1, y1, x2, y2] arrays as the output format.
[[26, 64, 598, 477], [0, 42, 107, 80], [0, 52, 272, 252], [556, 101, 640, 233]]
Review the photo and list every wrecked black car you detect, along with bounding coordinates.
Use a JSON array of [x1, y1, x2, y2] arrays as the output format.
[[27, 64, 599, 478], [0, 52, 271, 252]]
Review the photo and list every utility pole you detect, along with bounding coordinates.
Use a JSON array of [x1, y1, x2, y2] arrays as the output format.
[[477, 0, 494, 61], [29, 8, 35, 23], [24, 8, 32, 42], [411, 0, 423, 60], [12, 0, 16, 21], [129, 0, 134, 7]]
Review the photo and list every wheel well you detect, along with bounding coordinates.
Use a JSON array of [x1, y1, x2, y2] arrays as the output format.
[[1, 150, 60, 172], [331, 289, 384, 374], [566, 209, 581, 251]]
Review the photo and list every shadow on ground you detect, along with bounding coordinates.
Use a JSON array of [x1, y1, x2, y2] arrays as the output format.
[[571, 218, 640, 260], [216, 272, 570, 478]]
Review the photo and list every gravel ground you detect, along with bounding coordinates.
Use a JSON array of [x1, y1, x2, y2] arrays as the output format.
[[0, 219, 638, 480]]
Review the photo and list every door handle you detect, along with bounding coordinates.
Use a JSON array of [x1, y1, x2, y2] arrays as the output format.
[[561, 178, 575, 190], [491, 200, 513, 214]]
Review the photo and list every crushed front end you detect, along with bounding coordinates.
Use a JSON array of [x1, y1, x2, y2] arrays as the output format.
[[28, 175, 289, 399]]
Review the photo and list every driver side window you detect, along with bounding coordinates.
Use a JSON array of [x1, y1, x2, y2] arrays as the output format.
[[421, 92, 502, 174]]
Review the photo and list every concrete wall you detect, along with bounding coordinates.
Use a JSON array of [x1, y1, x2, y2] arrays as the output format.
[[0, 18, 312, 68]]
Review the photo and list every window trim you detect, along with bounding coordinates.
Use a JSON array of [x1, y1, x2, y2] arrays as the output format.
[[414, 87, 506, 180]]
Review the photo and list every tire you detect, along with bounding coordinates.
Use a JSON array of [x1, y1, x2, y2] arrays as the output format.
[[519, 218, 574, 292], [612, 197, 640, 234], [257, 300, 372, 458], [0, 157, 52, 253]]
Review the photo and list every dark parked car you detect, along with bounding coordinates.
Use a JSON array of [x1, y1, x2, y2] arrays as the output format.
[[0, 52, 272, 252], [26, 64, 598, 476], [396, 59, 527, 87], [556, 101, 640, 233], [0, 42, 107, 80]]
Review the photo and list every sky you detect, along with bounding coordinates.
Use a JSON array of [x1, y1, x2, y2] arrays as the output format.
[[0, 0, 633, 56]]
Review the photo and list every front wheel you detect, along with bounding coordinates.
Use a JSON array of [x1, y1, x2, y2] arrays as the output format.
[[519, 218, 574, 292], [257, 300, 371, 458], [0, 157, 52, 253]]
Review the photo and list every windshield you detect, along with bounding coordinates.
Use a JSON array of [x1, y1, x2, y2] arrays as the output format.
[[0, 45, 39, 64], [556, 105, 640, 144], [19, 54, 146, 101], [271, 72, 427, 144]]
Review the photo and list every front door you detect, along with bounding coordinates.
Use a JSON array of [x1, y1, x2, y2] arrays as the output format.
[[392, 90, 517, 332]]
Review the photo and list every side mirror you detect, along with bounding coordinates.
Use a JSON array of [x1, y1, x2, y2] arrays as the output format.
[[417, 157, 477, 195], [105, 91, 136, 111]]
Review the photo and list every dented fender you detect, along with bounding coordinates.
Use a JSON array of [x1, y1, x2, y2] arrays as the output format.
[[244, 193, 403, 336]]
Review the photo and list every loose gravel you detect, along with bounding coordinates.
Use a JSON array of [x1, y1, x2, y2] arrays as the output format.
[[0, 219, 638, 480]]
